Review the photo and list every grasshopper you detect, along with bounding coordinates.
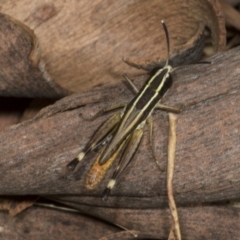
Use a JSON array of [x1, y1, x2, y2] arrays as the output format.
[[67, 20, 180, 200]]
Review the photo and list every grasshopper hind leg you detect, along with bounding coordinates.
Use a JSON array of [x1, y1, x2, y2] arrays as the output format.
[[82, 103, 126, 121], [147, 117, 165, 172], [67, 111, 123, 171], [66, 154, 85, 171], [102, 127, 144, 201]]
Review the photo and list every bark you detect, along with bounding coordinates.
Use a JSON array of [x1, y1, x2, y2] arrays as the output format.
[[0, 204, 239, 240], [0, 204, 119, 240], [0, 46, 239, 206], [0, 13, 70, 98], [0, 1, 238, 239]]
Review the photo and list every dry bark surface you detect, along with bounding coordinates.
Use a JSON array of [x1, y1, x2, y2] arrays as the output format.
[[1, 0, 240, 239], [0, 204, 240, 240], [1, 47, 240, 202], [0, 204, 119, 240], [1, 46, 240, 238]]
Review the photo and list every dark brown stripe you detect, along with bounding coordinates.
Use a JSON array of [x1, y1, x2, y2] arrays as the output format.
[[135, 87, 155, 110], [149, 68, 169, 90]]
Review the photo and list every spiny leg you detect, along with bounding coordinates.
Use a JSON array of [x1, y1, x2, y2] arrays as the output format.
[[155, 103, 181, 114], [82, 103, 126, 121], [85, 72, 140, 123], [147, 117, 165, 172], [102, 127, 144, 201], [66, 112, 122, 171], [86, 72, 141, 122], [67, 88, 128, 172], [123, 73, 138, 94]]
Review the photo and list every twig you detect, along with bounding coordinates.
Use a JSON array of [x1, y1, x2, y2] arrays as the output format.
[[167, 113, 181, 240]]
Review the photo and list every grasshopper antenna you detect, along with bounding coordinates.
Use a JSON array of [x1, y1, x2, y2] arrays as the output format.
[[161, 20, 170, 67], [161, 20, 212, 69]]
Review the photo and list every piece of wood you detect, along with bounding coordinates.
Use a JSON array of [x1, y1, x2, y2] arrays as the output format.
[[0, 204, 239, 240], [0, 45, 239, 208], [0, 13, 70, 98], [0, 205, 119, 240], [62, 204, 240, 240], [0, 0, 225, 92]]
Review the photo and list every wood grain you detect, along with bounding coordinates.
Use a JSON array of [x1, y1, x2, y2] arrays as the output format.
[[0, 205, 119, 240], [0, 0, 226, 92], [0, 13, 70, 98], [0, 204, 239, 240]]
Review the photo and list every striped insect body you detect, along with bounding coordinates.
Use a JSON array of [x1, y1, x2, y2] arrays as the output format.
[[67, 20, 180, 200]]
